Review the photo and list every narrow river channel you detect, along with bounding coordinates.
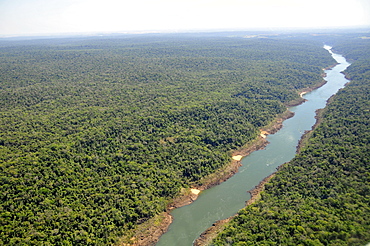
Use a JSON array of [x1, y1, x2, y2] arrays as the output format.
[[156, 46, 351, 246]]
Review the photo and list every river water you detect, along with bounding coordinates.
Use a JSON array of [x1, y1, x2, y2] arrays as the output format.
[[156, 46, 350, 246]]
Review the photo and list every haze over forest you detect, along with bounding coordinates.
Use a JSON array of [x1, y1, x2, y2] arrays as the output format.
[[1, 0, 370, 37], [1, 1, 369, 245], [0, 30, 369, 245]]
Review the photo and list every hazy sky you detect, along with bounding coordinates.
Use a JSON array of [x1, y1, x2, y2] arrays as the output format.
[[0, 0, 369, 36]]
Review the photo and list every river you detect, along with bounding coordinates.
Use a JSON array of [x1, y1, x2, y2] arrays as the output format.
[[156, 45, 351, 246]]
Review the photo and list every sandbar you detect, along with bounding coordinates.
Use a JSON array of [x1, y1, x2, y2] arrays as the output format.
[[260, 130, 269, 138], [232, 155, 243, 161], [191, 189, 201, 195]]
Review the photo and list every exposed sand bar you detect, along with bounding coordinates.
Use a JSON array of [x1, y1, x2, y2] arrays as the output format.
[[260, 130, 269, 138], [232, 155, 243, 161], [191, 189, 201, 195]]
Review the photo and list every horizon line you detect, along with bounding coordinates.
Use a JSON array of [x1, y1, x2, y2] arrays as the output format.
[[1, 25, 370, 40]]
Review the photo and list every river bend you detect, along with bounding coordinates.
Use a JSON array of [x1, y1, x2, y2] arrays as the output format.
[[156, 46, 351, 246]]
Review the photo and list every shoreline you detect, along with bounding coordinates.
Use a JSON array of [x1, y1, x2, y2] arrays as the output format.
[[285, 79, 328, 108], [193, 108, 323, 246], [126, 109, 295, 246], [193, 71, 339, 245], [125, 78, 329, 246], [194, 172, 276, 246]]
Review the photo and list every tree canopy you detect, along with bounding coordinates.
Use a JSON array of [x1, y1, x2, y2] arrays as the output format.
[[0, 34, 335, 245], [212, 34, 370, 246]]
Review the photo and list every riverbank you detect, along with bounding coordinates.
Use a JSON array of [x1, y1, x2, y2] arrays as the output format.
[[124, 109, 295, 246], [192, 108, 324, 246], [194, 173, 276, 246], [196, 44, 368, 245], [125, 76, 330, 246], [285, 79, 328, 107], [193, 65, 342, 246]]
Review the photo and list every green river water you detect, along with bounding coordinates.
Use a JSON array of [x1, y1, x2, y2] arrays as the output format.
[[156, 46, 351, 246]]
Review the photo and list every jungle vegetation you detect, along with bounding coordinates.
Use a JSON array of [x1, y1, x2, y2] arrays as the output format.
[[0, 34, 335, 245], [211, 35, 370, 245]]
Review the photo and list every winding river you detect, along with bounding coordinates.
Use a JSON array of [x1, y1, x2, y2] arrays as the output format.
[[156, 46, 351, 246]]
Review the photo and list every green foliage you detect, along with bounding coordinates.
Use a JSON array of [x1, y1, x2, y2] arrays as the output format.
[[0, 34, 333, 245], [212, 36, 370, 246]]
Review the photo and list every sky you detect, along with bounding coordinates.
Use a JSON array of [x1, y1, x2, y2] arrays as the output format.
[[0, 0, 369, 37]]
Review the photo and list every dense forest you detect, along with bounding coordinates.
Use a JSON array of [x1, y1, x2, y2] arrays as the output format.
[[211, 35, 370, 245], [0, 34, 335, 245]]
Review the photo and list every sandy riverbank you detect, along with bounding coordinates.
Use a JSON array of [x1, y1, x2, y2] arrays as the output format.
[[191, 188, 201, 195], [232, 155, 243, 161], [124, 83, 329, 246], [260, 130, 269, 138], [124, 109, 294, 246], [123, 187, 203, 246], [193, 173, 276, 246], [193, 79, 337, 245]]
